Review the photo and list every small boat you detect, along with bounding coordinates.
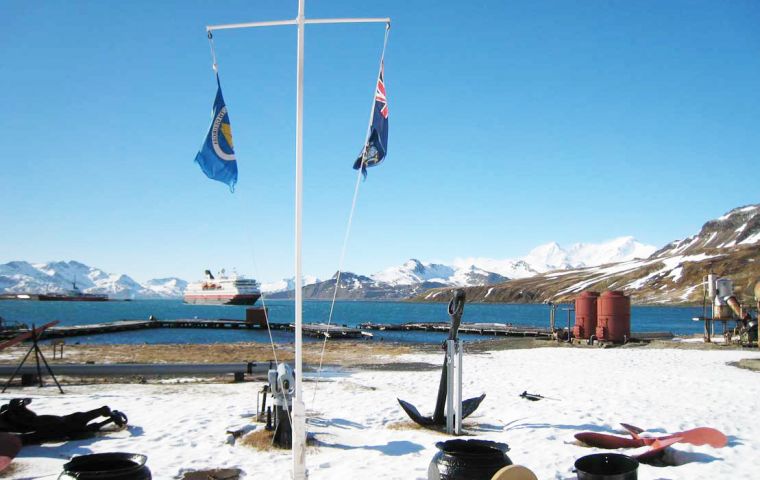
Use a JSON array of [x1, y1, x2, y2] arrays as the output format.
[[183, 269, 261, 306], [37, 281, 109, 302]]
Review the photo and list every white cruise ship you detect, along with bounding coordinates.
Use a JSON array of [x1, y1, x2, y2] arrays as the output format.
[[183, 269, 261, 305]]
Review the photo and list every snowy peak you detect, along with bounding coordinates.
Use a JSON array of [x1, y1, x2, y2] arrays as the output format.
[[143, 278, 188, 298], [524, 237, 657, 272], [372, 259, 455, 286], [524, 242, 573, 271], [260, 275, 321, 294], [450, 266, 509, 287]]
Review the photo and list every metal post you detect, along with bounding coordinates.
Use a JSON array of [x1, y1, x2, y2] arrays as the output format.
[[445, 339, 463, 435], [445, 340, 454, 434], [454, 341, 462, 435], [291, 1, 307, 477]]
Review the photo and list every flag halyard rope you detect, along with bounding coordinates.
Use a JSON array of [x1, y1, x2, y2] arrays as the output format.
[[311, 24, 390, 407], [310, 166, 364, 406]]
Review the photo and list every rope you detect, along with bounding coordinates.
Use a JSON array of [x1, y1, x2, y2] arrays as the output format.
[[310, 23, 390, 407], [207, 31, 219, 73], [310, 167, 364, 405], [209, 29, 280, 369], [239, 197, 280, 367]]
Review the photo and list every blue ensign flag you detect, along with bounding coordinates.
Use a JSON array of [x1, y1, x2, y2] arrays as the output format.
[[353, 62, 388, 178], [195, 75, 238, 192]]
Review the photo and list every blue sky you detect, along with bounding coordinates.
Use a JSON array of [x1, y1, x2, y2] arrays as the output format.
[[1, 0, 759, 283]]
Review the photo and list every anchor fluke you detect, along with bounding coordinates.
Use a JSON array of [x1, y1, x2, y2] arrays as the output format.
[[397, 393, 486, 428]]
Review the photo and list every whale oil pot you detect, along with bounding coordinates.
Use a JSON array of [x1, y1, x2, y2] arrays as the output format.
[[428, 439, 511, 480], [575, 453, 638, 480], [595, 291, 631, 343], [573, 291, 599, 339], [60, 453, 151, 480]]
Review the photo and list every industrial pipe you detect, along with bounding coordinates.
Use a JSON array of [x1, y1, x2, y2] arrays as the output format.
[[0, 362, 270, 378]]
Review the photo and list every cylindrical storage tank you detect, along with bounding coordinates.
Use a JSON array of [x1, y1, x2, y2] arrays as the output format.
[[573, 292, 599, 339], [595, 291, 631, 343]]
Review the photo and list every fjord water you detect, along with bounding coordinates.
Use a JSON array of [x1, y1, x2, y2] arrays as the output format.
[[0, 300, 704, 345]]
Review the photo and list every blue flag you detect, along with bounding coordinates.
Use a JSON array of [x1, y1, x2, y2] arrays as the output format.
[[195, 76, 238, 191], [353, 62, 388, 178]]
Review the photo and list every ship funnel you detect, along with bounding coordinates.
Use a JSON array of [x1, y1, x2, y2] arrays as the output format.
[[205, 270, 215, 280]]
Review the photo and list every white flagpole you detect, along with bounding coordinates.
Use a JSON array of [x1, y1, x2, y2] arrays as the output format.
[[206, 3, 390, 478], [292, 0, 307, 478]]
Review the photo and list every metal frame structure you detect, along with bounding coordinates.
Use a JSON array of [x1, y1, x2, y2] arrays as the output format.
[[206, 2, 390, 477]]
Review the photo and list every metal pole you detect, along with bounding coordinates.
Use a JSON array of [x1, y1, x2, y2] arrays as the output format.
[[454, 341, 462, 435], [292, 0, 307, 477], [445, 340, 454, 434]]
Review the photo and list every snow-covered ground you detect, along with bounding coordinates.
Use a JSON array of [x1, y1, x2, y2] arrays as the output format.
[[5, 347, 760, 479]]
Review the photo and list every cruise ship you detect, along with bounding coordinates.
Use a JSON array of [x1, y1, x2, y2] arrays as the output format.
[[183, 269, 261, 305]]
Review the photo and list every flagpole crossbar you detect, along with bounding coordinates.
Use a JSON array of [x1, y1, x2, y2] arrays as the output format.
[[207, 17, 390, 32]]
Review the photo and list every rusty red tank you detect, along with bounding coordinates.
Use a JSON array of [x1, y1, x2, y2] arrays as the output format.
[[573, 291, 599, 339], [595, 291, 631, 342]]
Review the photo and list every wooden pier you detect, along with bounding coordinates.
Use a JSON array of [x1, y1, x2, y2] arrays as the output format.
[[358, 321, 552, 338], [0, 319, 371, 341], [269, 322, 370, 339], [0, 319, 557, 342]]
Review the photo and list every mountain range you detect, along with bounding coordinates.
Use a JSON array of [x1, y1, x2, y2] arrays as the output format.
[[2, 204, 757, 304], [413, 204, 760, 305], [249, 238, 656, 300], [0, 237, 653, 301], [0, 261, 186, 299]]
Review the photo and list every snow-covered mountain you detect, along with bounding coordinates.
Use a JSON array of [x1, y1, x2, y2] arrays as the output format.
[[0, 261, 184, 299], [0, 236, 659, 301], [142, 278, 188, 298], [260, 276, 321, 294], [371, 259, 509, 287], [453, 236, 656, 278], [651, 204, 760, 257], [416, 204, 760, 305], [268, 238, 653, 301]]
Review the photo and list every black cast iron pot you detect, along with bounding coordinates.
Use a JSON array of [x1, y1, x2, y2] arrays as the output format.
[[60, 453, 151, 480], [428, 439, 512, 480], [575, 453, 638, 480]]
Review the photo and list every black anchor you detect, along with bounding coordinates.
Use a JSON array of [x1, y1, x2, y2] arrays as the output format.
[[397, 289, 485, 428]]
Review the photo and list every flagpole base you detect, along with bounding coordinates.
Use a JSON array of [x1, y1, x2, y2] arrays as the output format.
[[292, 398, 307, 479]]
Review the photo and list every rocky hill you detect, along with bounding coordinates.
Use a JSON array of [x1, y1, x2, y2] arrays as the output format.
[[412, 205, 760, 305]]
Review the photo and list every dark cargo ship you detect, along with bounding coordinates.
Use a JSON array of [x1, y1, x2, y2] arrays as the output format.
[[0, 281, 109, 302]]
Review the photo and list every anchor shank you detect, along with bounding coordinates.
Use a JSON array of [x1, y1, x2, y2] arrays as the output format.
[[433, 289, 466, 423]]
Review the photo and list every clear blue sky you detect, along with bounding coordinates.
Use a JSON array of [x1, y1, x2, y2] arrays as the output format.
[[2, 0, 759, 283]]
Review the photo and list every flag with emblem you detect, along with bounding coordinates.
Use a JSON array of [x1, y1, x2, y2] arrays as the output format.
[[353, 62, 389, 178], [195, 75, 238, 192]]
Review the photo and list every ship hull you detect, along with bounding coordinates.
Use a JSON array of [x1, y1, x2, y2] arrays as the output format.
[[183, 293, 261, 306], [32, 294, 109, 302]]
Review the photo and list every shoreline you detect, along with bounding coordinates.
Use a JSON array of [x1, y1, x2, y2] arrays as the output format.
[[0, 335, 754, 375]]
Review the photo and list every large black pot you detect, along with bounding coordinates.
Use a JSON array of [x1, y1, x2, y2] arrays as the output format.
[[575, 453, 638, 480], [428, 439, 512, 480], [60, 453, 151, 480]]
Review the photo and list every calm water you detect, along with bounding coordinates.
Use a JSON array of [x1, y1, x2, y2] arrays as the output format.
[[0, 299, 704, 345]]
